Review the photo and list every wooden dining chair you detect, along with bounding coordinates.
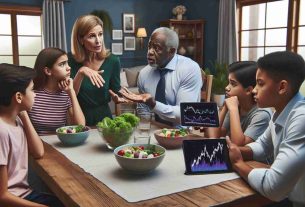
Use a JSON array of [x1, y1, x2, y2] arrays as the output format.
[[201, 70, 213, 102], [115, 103, 121, 116]]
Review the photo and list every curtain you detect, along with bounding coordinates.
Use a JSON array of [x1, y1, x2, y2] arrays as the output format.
[[42, 0, 67, 51], [217, 0, 238, 64]]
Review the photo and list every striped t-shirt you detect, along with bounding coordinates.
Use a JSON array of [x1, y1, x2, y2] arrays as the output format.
[[28, 89, 72, 135]]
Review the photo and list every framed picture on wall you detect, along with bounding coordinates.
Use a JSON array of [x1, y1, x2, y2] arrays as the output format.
[[111, 43, 123, 55], [123, 13, 135, 33], [124, 36, 135, 50], [112, 30, 123, 40]]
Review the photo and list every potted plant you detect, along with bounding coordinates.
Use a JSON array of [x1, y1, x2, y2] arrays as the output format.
[[204, 61, 228, 106]]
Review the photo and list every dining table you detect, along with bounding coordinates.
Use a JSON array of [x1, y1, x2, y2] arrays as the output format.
[[30, 122, 275, 207]]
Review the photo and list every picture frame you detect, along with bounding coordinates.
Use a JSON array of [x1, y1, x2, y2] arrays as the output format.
[[124, 36, 135, 51], [112, 29, 123, 40], [111, 43, 123, 55], [123, 13, 135, 33]]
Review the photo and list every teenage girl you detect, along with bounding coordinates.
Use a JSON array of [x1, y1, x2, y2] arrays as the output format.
[[28, 47, 85, 135]]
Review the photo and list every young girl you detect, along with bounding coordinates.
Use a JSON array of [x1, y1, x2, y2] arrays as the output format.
[[206, 61, 272, 146], [28, 47, 85, 135]]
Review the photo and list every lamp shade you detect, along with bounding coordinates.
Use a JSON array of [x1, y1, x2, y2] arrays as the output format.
[[136, 28, 147, 38]]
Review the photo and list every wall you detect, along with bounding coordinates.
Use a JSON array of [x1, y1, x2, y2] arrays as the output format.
[[0, 0, 218, 68], [63, 0, 181, 67], [184, 0, 219, 69]]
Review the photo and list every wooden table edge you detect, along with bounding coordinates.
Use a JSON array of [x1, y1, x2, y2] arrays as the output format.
[[30, 136, 273, 207]]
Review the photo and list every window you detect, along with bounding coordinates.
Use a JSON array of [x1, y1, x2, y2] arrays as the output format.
[[0, 5, 42, 68], [237, 0, 304, 60], [298, 0, 305, 59]]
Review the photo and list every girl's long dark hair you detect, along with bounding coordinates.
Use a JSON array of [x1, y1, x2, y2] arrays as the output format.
[[33, 47, 66, 90]]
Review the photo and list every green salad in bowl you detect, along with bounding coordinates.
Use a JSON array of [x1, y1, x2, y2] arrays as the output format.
[[56, 125, 90, 146], [114, 144, 166, 174], [96, 113, 139, 149]]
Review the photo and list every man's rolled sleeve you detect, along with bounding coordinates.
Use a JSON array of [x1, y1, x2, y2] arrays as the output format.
[[247, 141, 267, 161], [248, 168, 268, 195], [246, 127, 273, 162], [152, 101, 180, 123]]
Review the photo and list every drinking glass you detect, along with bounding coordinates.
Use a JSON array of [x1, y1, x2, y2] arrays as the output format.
[[134, 134, 151, 145], [137, 112, 152, 134]]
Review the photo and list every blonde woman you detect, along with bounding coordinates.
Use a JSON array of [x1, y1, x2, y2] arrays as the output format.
[[69, 15, 121, 126]]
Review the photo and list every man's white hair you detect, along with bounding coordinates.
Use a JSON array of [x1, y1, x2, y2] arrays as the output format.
[[151, 27, 179, 51]]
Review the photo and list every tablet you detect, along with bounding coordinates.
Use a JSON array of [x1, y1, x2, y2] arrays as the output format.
[[182, 139, 232, 175], [180, 102, 219, 127]]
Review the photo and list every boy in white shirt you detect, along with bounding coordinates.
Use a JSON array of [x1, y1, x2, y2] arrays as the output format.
[[227, 51, 305, 207]]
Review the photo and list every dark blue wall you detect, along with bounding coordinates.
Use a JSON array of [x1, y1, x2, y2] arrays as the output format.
[[0, 0, 218, 68], [184, 0, 219, 69], [64, 0, 181, 67]]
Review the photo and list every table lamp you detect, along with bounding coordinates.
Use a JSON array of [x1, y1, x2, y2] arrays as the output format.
[[136, 27, 147, 49]]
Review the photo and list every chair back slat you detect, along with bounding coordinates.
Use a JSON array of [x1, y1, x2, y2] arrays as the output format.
[[201, 70, 213, 102]]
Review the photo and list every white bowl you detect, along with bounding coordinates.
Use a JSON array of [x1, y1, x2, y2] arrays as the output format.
[[114, 143, 166, 174], [154, 129, 189, 149], [56, 125, 90, 146]]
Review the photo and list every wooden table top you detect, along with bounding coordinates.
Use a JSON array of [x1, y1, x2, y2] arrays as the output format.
[[30, 126, 274, 207]]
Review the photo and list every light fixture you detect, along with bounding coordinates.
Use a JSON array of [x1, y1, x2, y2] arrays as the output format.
[[136, 27, 147, 49]]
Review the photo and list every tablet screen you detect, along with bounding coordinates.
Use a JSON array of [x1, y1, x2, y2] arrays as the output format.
[[180, 102, 219, 127], [182, 139, 232, 174]]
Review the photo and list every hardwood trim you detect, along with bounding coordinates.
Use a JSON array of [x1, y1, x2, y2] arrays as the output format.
[[11, 13, 19, 65], [237, 1, 242, 60], [237, 0, 280, 6], [0, 5, 41, 15], [293, 0, 300, 52], [287, 0, 298, 51]]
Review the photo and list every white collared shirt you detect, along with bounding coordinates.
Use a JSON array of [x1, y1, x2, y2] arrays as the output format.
[[137, 54, 202, 124], [247, 93, 305, 206]]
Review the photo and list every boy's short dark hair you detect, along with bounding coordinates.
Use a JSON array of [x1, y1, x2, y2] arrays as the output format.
[[258, 51, 305, 94], [0, 63, 36, 106], [228, 61, 258, 88]]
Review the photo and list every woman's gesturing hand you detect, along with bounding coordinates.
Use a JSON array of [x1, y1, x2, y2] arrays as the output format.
[[80, 66, 105, 88], [109, 89, 131, 104]]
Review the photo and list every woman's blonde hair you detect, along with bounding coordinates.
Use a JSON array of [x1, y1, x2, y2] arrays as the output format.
[[71, 14, 109, 63]]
